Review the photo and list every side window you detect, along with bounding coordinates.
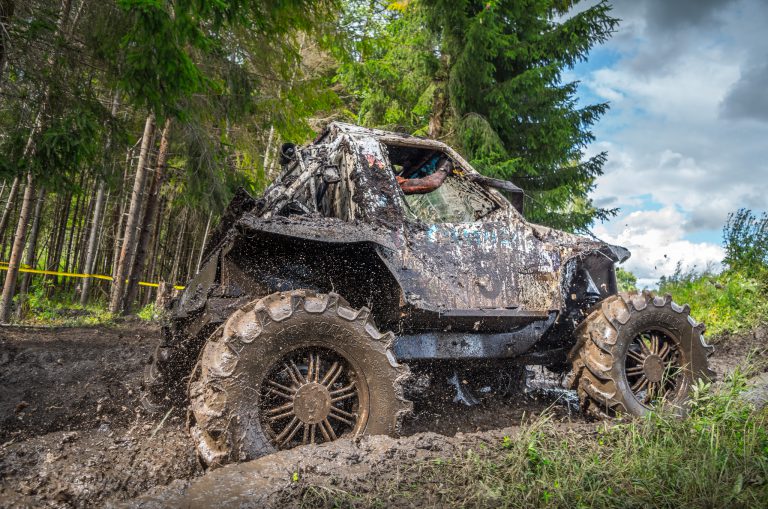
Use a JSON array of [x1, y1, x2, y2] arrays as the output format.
[[404, 176, 496, 223], [384, 144, 498, 224]]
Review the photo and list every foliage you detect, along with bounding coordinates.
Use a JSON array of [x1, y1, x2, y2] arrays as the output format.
[[296, 371, 768, 508], [335, 2, 440, 133], [723, 208, 768, 277], [137, 302, 164, 321], [0, 0, 345, 317], [615, 267, 637, 293], [20, 284, 115, 326], [421, 0, 619, 231], [659, 263, 768, 337]]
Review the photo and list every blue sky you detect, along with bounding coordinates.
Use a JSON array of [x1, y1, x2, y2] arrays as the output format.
[[567, 0, 768, 287]]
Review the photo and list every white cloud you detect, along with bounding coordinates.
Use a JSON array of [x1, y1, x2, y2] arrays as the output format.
[[594, 208, 724, 286]]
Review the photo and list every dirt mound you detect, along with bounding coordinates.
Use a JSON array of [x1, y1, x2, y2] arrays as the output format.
[[119, 421, 596, 509], [0, 419, 199, 508], [708, 325, 768, 377]]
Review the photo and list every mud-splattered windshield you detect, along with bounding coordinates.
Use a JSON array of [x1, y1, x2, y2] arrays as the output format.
[[383, 143, 498, 223], [403, 175, 497, 223]]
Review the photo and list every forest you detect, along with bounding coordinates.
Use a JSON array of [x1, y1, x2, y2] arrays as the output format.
[[0, 0, 618, 322]]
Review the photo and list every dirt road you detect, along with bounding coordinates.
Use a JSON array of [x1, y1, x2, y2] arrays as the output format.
[[0, 323, 762, 508]]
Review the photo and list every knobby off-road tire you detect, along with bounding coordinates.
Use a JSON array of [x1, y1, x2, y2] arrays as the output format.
[[569, 292, 714, 418], [188, 290, 413, 466]]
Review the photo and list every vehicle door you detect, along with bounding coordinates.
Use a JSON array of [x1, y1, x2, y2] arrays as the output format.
[[381, 143, 562, 315]]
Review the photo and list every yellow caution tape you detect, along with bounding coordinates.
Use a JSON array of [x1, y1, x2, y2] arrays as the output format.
[[0, 261, 185, 290]]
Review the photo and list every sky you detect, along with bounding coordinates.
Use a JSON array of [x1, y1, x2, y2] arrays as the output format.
[[568, 0, 768, 287]]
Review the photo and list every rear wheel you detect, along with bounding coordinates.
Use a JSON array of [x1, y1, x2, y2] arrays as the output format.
[[188, 290, 412, 466], [568, 292, 714, 418]]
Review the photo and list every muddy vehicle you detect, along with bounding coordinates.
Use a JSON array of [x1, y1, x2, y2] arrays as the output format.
[[143, 123, 714, 466]]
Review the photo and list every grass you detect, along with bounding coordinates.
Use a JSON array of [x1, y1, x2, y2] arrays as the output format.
[[137, 302, 165, 321], [659, 268, 768, 337], [18, 289, 116, 327], [295, 370, 768, 508], [12, 285, 163, 326]]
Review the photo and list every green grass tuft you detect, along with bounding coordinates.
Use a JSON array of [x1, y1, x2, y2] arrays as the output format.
[[659, 267, 768, 337], [17, 285, 115, 327]]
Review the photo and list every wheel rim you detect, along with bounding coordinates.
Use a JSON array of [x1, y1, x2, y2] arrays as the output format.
[[624, 329, 682, 406], [259, 346, 365, 449]]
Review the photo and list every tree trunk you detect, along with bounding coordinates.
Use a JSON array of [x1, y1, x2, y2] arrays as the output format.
[[185, 222, 195, 282], [428, 86, 447, 139], [124, 117, 170, 313], [169, 209, 187, 286], [195, 210, 212, 274], [0, 172, 34, 322], [62, 180, 84, 281], [142, 195, 165, 307], [0, 175, 20, 254], [109, 113, 155, 314], [46, 192, 70, 288], [156, 202, 174, 282], [17, 187, 45, 317], [79, 179, 107, 305], [428, 54, 449, 139], [111, 147, 134, 279], [263, 125, 275, 175], [74, 179, 96, 275], [80, 91, 119, 304], [0, 0, 15, 87], [0, 90, 50, 321]]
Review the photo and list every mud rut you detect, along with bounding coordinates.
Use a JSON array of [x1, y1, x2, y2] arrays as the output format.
[[0, 323, 757, 508]]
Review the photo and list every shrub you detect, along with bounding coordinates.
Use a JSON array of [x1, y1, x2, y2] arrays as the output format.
[[615, 267, 637, 292], [659, 263, 768, 337]]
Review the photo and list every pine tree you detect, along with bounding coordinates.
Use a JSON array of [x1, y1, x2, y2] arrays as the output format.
[[423, 0, 619, 231]]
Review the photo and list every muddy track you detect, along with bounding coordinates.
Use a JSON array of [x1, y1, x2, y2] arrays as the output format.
[[0, 323, 762, 508], [0, 323, 156, 441]]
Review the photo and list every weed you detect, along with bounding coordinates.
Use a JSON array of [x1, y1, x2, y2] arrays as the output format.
[[19, 286, 115, 326], [137, 303, 165, 322]]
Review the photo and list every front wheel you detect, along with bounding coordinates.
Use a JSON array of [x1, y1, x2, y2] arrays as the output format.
[[188, 290, 412, 466], [568, 292, 714, 418]]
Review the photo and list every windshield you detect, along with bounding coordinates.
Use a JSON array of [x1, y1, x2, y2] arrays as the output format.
[[403, 174, 497, 223]]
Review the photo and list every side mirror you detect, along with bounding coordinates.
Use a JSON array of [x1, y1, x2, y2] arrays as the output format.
[[465, 173, 525, 213], [279, 143, 296, 165]]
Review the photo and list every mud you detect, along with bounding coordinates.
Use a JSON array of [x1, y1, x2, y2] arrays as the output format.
[[708, 325, 768, 378], [122, 423, 599, 509], [0, 323, 763, 508], [0, 323, 202, 508], [0, 323, 162, 441]]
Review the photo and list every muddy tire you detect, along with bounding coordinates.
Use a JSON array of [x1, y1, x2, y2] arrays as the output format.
[[568, 292, 714, 418], [188, 290, 413, 466]]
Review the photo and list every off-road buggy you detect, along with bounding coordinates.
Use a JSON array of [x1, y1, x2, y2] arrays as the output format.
[[143, 123, 714, 466]]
